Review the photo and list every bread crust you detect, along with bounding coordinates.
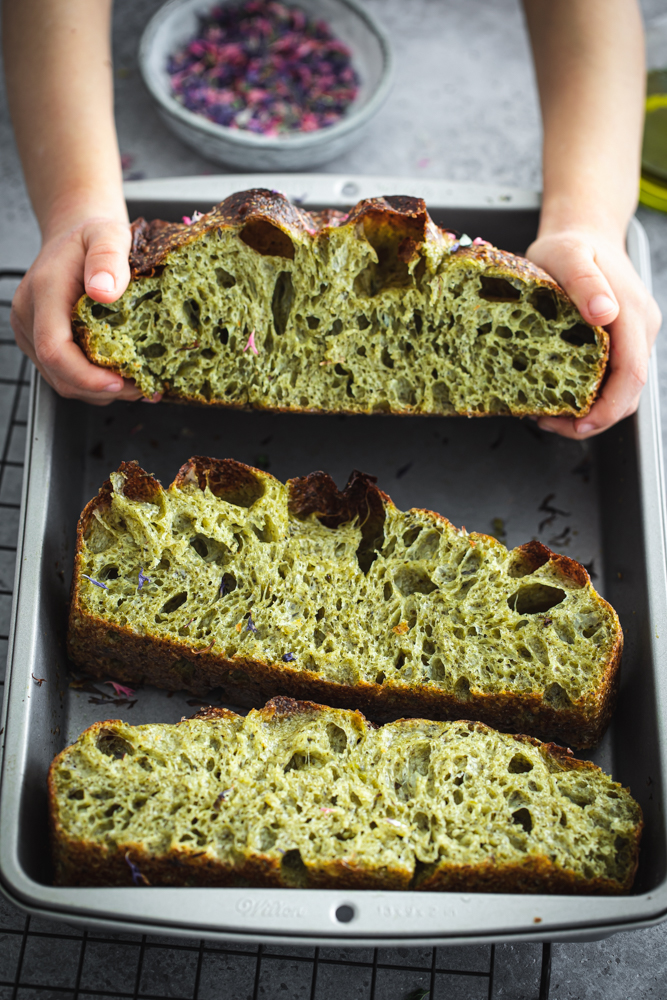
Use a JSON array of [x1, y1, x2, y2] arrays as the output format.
[[67, 460, 622, 749], [71, 189, 608, 418], [48, 701, 642, 892]]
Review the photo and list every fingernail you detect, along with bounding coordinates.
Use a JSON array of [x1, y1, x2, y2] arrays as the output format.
[[103, 382, 123, 393], [577, 422, 594, 435], [588, 294, 616, 318], [88, 271, 115, 292], [141, 392, 162, 404]]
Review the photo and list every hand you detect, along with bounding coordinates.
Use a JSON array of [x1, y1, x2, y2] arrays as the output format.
[[11, 216, 151, 406], [526, 228, 661, 439]]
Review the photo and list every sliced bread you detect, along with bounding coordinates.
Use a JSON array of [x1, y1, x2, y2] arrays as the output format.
[[49, 698, 642, 892], [72, 190, 607, 417], [67, 457, 622, 747]]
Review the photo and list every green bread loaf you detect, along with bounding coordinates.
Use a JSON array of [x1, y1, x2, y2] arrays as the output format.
[[72, 189, 607, 416], [49, 698, 642, 892], [67, 457, 622, 748]]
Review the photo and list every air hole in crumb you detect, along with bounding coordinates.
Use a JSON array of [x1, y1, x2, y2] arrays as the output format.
[[215, 267, 236, 288], [512, 807, 533, 833], [507, 584, 566, 615], [530, 289, 558, 320], [161, 592, 188, 614], [393, 567, 437, 596], [280, 848, 308, 886], [544, 682, 573, 710], [183, 299, 201, 330], [478, 276, 522, 301], [508, 753, 533, 774], [326, 723, 347, 753], [97, 729, 134, 759], [455, 676, 471, 701], [561, 324, 596, 347], [240, 220, 294, 259], [272, 271, 294, 335]]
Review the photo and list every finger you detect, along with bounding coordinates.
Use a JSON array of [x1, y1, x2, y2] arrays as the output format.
[[530, 238, 619, 327], [573, 295, 651, 435], [30, 253, 126, 397], [9, 276, 36, 357], [83, 220, 132, 303]]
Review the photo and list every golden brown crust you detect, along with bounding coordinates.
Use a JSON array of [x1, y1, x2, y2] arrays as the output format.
[[67, 460, 622, 748], [49, 700, 642, 892], [70, 189, 609, 418]]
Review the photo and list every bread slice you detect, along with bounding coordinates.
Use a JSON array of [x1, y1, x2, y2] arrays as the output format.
[[49, 698, 642, 892], [72, 189, 607, 417], [67, 457, 622, 748]]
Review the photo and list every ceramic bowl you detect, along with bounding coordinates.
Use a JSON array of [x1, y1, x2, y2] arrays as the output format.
[[139, 0, 393, 170]]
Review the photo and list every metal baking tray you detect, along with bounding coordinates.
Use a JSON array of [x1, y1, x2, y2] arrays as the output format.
[[1, 175, 666, 947]]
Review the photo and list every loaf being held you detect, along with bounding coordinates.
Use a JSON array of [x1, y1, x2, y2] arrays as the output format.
[[68, 457, 622, 747], [49, 698, 642, 892], [72, 189, 607, 416]]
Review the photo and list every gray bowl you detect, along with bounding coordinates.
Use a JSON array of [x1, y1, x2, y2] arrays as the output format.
[[139, 0, 393, 171]]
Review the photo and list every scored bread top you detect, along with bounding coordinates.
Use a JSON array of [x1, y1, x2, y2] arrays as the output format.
[[127, 190, 548, 286], [68, 457, 622, 747], [48, 697, 642, 893], [72, 189, 608, 417]]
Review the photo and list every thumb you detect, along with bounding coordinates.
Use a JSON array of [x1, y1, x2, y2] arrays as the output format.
[[83, 219, 132, 303], [528, 238, 619, 327]]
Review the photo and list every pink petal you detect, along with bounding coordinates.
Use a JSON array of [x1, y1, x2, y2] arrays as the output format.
[[243, 331, 259, 355], [182, 216, 192, 225], [107, 681, 136, 698]]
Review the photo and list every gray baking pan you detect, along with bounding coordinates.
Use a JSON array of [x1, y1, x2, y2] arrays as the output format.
[[0, 176, 666, 947]]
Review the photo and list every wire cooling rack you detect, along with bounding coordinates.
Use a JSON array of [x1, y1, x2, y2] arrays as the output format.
[[0, 270, 552, 1000]]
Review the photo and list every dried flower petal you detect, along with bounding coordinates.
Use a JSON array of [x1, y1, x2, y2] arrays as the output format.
[[246, 612, 258, 633], [213, 787, 234, 811], [82, 574, 108, 590], [125, 851, 150, 886], [459, 234, 473, 247], [167, 1, 359, 136], [106, 681, 136, 698], [282, 652, 296, 662], [243, 330, 259, 355], [137, 568, 151, 591], [392, 621, 409, 635]]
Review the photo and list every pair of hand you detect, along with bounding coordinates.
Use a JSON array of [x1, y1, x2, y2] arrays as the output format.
[[11, 217, 661, 434]]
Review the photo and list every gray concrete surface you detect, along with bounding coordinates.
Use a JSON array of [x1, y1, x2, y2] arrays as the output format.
[[2, 1, 667, 997]]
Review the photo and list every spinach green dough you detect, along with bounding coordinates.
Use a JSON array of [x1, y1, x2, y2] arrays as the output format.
[[68, 457, 622, 747], [72, 190, 607, 415], [49, 700, 642, 892]]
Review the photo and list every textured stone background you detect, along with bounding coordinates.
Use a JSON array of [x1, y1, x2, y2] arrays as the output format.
[[1, 1, 667, 997]]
